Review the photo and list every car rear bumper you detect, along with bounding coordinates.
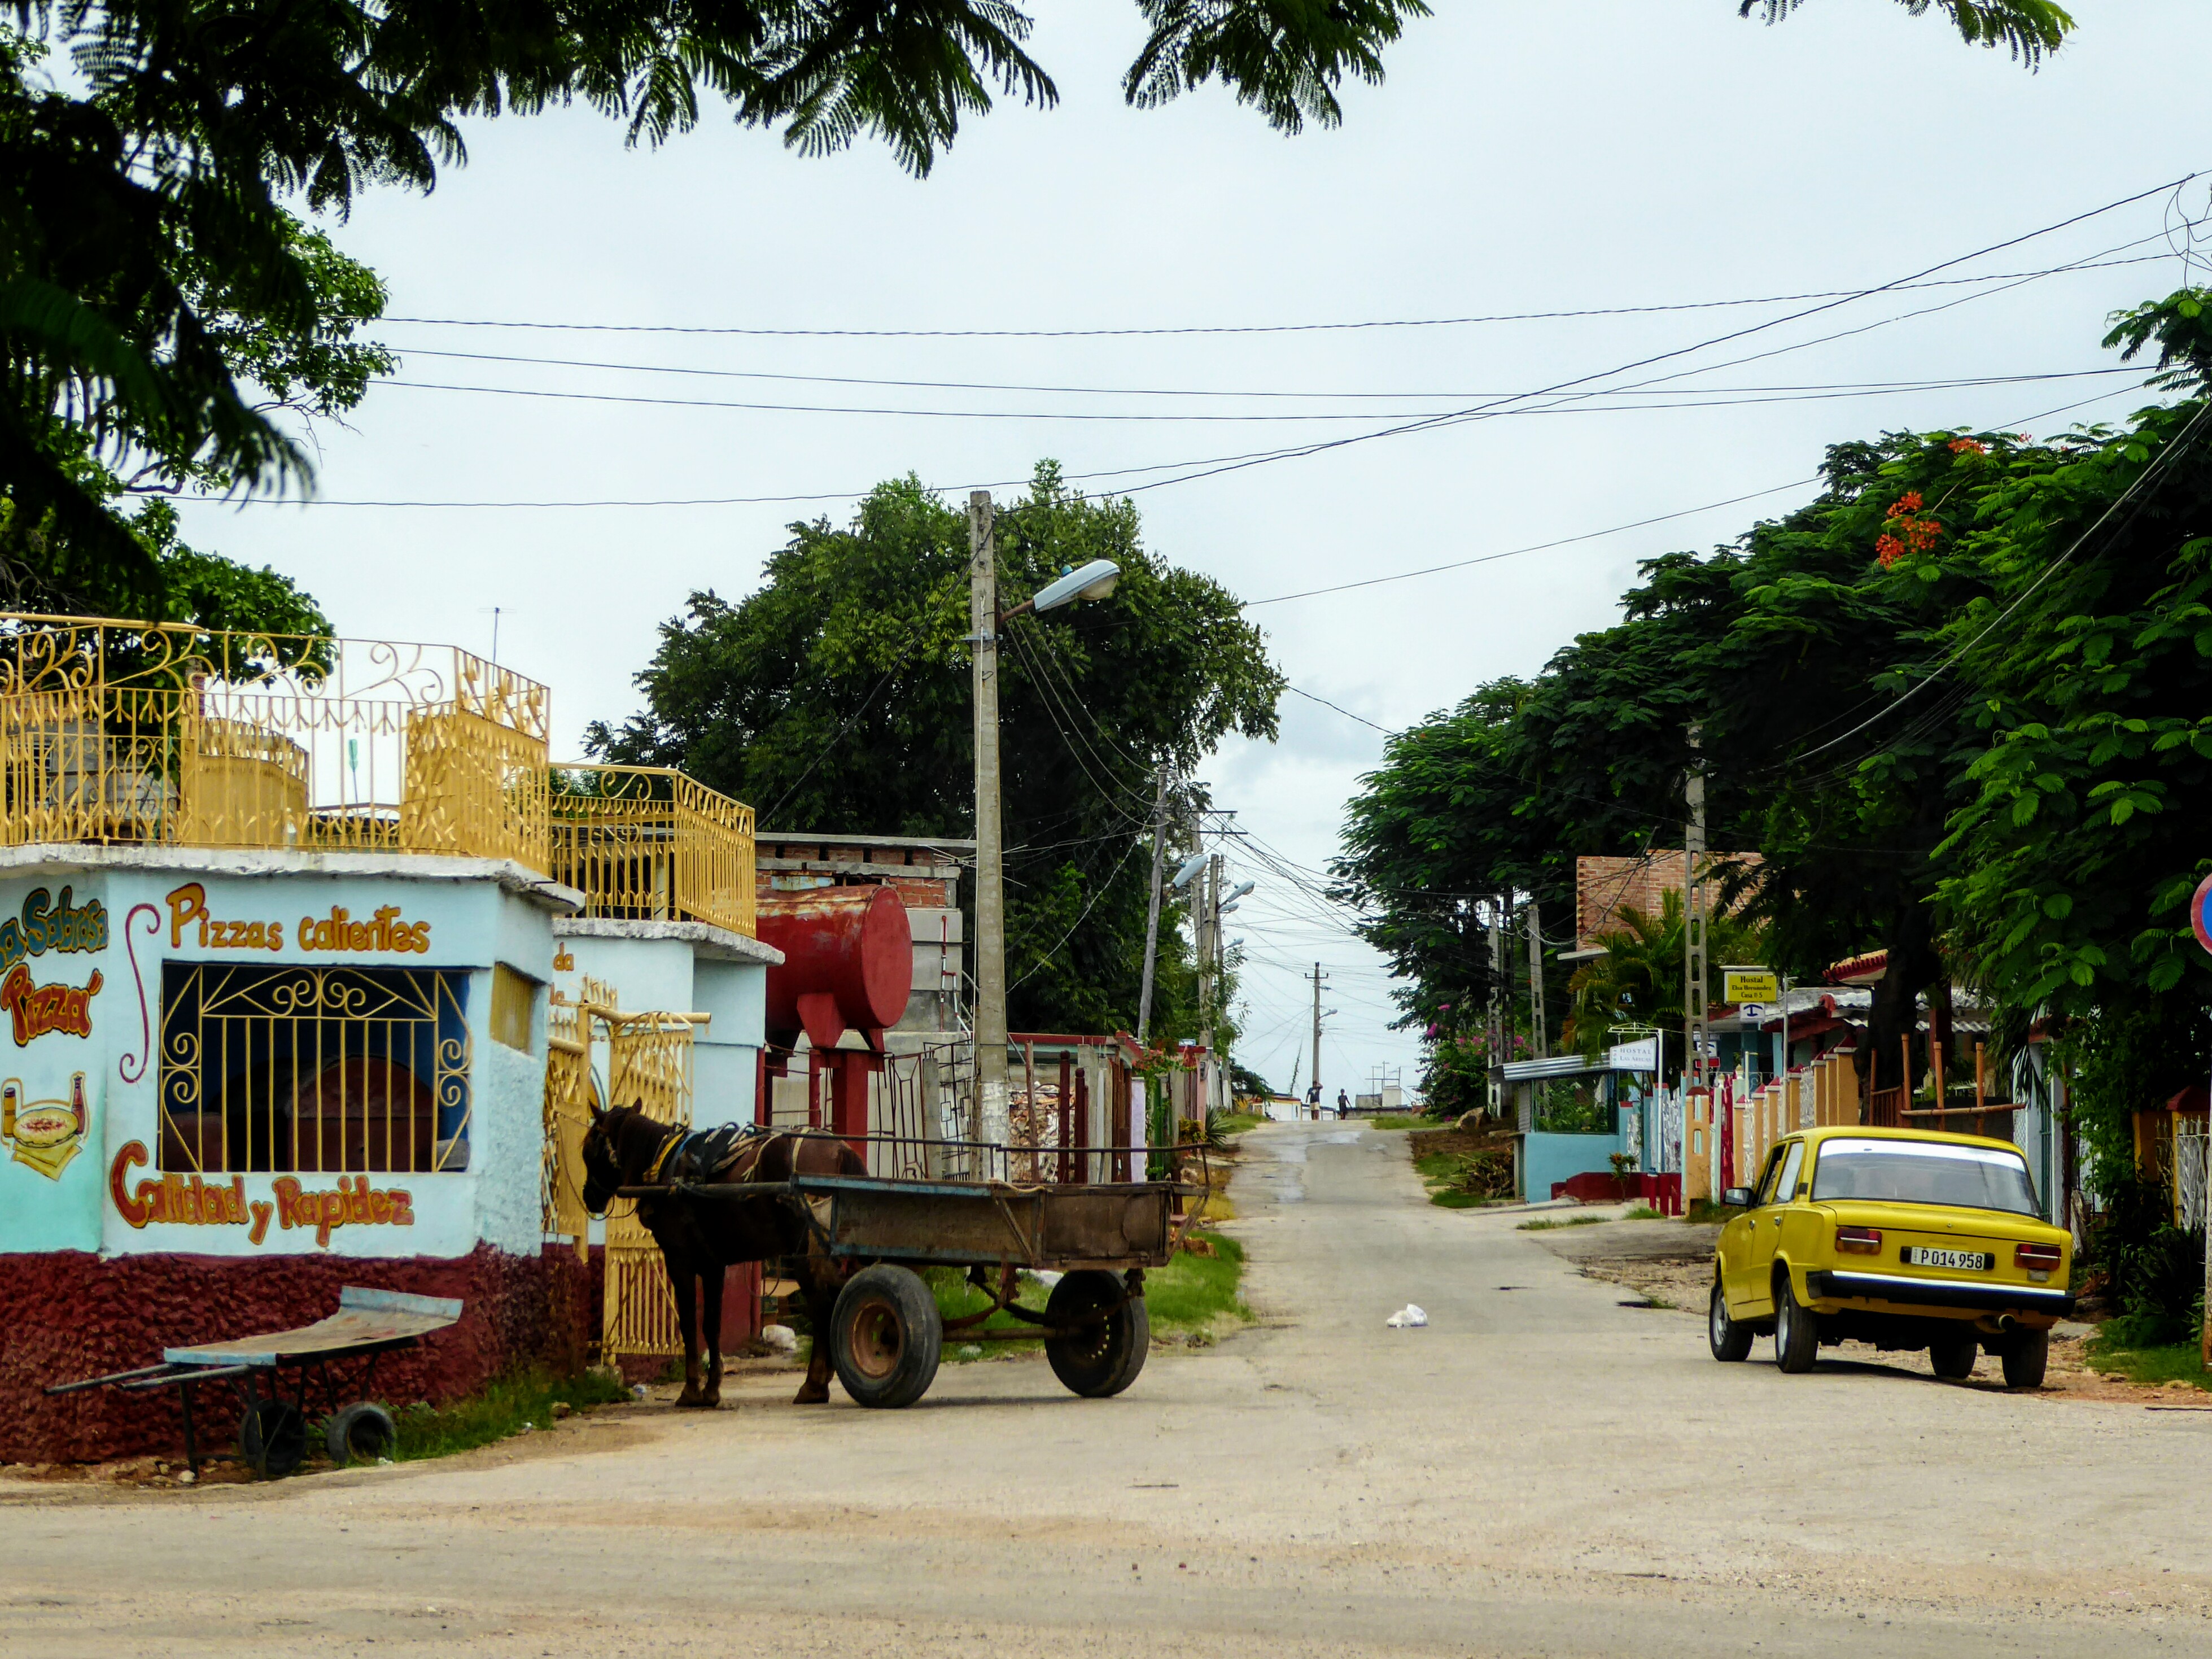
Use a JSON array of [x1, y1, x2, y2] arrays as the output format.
[[1806, 1268, 2074, 1316]]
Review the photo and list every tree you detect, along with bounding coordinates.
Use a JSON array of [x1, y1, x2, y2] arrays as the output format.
[[2, 0, 1430, 576], [1740, 1, 2073, 62], [591, 462, 1283, 1040]]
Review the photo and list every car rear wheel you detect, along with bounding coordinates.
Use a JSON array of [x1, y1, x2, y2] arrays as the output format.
[[1773, 1276, 1818, 1374], [1929, 1333, 1979, 1380], [1709, 1280, 1752, 1362], [1999, 1329, 2049, 1389]]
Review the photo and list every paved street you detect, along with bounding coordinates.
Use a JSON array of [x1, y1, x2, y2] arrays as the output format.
[[6, 1120, 2209, 1657]]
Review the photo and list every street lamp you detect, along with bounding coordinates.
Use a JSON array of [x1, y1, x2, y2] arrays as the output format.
[[1170, 852, 1208, 890], [968, 491, 1122, 1155]]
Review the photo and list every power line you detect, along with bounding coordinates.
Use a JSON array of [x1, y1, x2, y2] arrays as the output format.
[[374, 243, 2176, 340]]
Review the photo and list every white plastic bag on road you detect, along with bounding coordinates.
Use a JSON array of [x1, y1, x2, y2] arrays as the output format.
[[1384, 1304, 1428, 1329]]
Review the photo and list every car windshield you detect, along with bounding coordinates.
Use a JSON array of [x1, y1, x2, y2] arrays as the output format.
[[1810, 1138, 2039, 1216]]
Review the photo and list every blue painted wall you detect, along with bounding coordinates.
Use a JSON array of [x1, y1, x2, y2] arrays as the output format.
[[1521, 1128, 1631, 1202]]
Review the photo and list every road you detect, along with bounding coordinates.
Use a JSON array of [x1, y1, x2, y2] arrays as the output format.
[[6, 1120, 2209, 1657]]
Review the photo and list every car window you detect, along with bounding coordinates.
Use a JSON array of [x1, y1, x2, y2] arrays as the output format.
[[1809, 1137, 2039, 1216], [1753, 1145, 1789, 1205], [1772, 1141, 1805, 1206]]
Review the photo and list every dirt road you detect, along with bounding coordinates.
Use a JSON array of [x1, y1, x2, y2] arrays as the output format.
[[6, 1120, 2209, 1657]]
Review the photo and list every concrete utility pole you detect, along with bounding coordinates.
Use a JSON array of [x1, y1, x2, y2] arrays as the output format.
[[1526, 898, 1548, 1061], [1311, 961, 1328, 1117], [1684, 724, 1711, 1179], [1212, 858, 1230, 1119], [1487, 896, 1506, 1119], [1136, 764, 1170, 1044], [969, 490, 1010, 1151]]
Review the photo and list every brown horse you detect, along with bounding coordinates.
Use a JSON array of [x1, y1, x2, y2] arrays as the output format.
[[580, 1104, 867, 1407]]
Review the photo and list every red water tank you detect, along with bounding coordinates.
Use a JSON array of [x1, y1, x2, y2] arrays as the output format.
[[757, 885, 913, 1052]]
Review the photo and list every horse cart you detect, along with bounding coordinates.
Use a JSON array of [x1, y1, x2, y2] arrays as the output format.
[[46, 1286, 461, 1478], [618, 1169, 1181, 1409]]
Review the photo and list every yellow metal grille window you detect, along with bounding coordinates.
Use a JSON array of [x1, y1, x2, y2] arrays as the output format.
[[158, 963, 473, 1174], [549, 765, 756, 937]]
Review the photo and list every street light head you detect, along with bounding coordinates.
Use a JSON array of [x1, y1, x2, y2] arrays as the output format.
[[1223, 880, 1256, 905], [1219, 901, 1239, 914], [1171, 852, 1208, 890], [1031, 558, 1122, 613]]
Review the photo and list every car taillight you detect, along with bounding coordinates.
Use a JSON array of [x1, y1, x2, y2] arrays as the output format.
[[1836, 1226, 1882, 1255], [2016, 1242, 2063, 1269]]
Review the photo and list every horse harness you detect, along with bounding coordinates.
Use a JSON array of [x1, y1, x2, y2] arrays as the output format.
[[645, 1121, 821, 1188]]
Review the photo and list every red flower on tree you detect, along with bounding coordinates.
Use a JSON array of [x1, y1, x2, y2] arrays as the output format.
[[1876, 491, 1942, 567]]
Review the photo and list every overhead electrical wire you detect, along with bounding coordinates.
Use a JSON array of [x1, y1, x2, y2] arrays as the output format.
[[375, 240, 2178, 340]]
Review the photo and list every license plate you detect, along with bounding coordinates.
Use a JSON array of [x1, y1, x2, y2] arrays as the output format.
[[1903, 1246, 1992, 1271]]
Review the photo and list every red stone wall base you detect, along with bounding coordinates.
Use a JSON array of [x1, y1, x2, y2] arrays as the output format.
[[0, 1245, 600, 1465]]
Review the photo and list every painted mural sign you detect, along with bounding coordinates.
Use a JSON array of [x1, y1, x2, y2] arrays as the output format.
[[2, 1072, 89, 1179], [0, 887, 108, 1052], [1, 965, 101, 1045], [108, 1141, 417, 1249], [164, 883, 436, 955]]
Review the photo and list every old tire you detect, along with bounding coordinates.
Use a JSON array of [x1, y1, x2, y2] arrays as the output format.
[[238, 1398, 307, 1479], [1773, 1275, 1819, 1374], [2000, 1329, 2049, 1389], [326, 1401, 396, 1465], [828, 1265, 942, 1409], [1710, 1280, 1753, 1362], [1043, 1270, 1150, 1398], [1929, 1332, 1979, 1380]]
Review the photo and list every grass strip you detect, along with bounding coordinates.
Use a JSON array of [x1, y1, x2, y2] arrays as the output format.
[[1516, 1214, 1606, 1231], [392, 1367, 631, 1462], [2085, 1329, 2212, 1392], [925, 1236, 1252, 1362]]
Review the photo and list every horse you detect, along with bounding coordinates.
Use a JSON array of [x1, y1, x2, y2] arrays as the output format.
[[580, 1102, 869, 1407]]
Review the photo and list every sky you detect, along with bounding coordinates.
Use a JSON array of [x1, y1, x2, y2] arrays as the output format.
[[173, 1, 2212, 1104]]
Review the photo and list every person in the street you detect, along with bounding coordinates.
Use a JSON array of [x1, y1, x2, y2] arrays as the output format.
[[1336, 1089, 1350, 1119], [1306, 1081, 1322, 1120]]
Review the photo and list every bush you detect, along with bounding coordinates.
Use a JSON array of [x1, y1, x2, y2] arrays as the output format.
[[2084, 1172, 2205, 1337]]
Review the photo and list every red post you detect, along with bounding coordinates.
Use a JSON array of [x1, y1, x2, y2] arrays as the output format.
[[829, 1050, 871, 1159], [806, 1047, 823, 1130], [1074, 1067, 1091, 1184], [1111, 1060, 1131, 1183], [1056, 1053, 1073, 1184], [755, 1049, 772, 1128]]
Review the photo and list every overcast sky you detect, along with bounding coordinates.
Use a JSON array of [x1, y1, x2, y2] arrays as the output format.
[[176, 2, 2210, 1102]]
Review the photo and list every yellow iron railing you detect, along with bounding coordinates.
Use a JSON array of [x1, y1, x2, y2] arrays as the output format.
[[548, 764, 758, 937], [0, 614, 551, 871]]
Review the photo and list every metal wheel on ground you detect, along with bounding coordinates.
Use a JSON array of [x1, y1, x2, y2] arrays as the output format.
[[1772, 1275, 1819, 1374], [1929, 1333, 1980, 1380], [326, 1400, 397, 1465], [238, 1398, 307, 1478], [2000, 1329, 2049, 1389], [828, 1265, 943, 1408], [1043, 1269, 1149, 1398], [1709, 1281, 1752, 1362]]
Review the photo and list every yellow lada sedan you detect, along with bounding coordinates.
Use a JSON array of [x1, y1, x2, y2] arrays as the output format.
[[1708, 1125, 2073, 1387]]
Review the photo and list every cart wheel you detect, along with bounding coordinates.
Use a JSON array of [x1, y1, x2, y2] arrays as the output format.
[[828, 1265, 943, 1408], [1044, 1271, 1150, 1399], [327, 1401, 397, 1466], [238, 1398, 308, 1479]]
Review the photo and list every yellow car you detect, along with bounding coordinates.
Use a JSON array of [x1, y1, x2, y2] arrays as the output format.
[[1708, 1125, 2073, 1387]]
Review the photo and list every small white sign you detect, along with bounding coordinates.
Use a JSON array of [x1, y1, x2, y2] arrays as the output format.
[[1739, 1003, 1766, 1024], [1607, 1037, 1659, 1072]]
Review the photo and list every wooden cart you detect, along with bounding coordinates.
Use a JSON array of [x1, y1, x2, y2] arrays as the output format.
[[620, 1173, 1183, 1408]]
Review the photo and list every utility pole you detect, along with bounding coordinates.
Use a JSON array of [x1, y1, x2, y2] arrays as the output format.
[[1685, 724, 1711, 1180], [1486, 896, 1506, 1119], [1311, 961, 1327, 1117], [1212, 858, 1230, 1119], [969, 490, 1010, 1151], [1136, 764, 1170, 1044], [1526, 898, 1548, 1060]]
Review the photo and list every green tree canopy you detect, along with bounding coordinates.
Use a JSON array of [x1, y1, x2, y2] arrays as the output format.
[[1339, 289, 2212, 1142], [591, 462, 1283, 1040]]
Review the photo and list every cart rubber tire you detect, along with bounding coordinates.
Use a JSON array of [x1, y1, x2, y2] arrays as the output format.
[[829, 1265, 943, 1409], [1772, 1274, 1820, 1374], [1044, 1271, 1150, 1398], [327, 1401, 396, 1465], [1929, 1333, 1979, 1379], [2000, 1329, 2049, 1390], [238, 1398, 307, 1479], [1710, 1280, 1753, 1362]]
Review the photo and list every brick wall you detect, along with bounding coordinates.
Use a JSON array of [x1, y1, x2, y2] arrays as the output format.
[[1575, 851, 1763, 948]]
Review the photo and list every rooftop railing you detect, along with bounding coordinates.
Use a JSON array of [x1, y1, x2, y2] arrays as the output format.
[[0, 615, 552, 870], [549, 764, 758, 938]]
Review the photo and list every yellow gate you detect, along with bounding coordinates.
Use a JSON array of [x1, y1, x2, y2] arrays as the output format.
[[539, 981, 709, 1364]]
